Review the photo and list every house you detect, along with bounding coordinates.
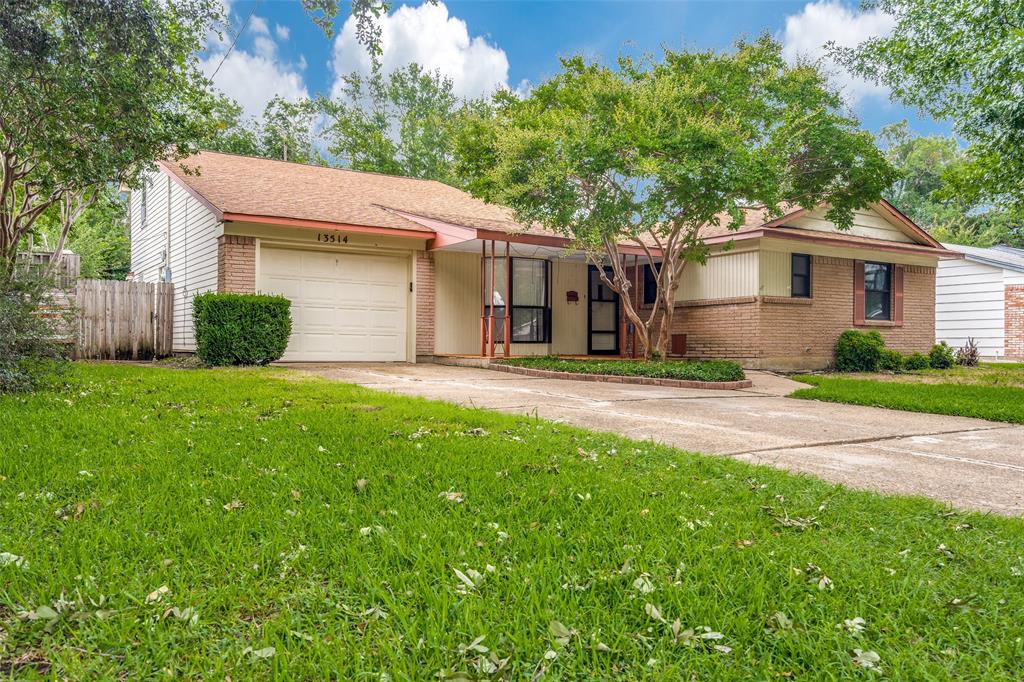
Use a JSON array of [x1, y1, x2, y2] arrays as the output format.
[[129, 151, 956, 369], [936, 243, 1024, 360]]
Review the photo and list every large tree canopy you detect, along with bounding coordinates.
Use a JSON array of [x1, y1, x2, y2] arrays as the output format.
[[0, 0, 219, 271], [205, 95, 326, 166], [456, 37, 897, 358], [833, 0, 1024, 210]]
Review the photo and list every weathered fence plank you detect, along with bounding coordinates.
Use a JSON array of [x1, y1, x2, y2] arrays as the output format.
[[74, 280, 173, 360]]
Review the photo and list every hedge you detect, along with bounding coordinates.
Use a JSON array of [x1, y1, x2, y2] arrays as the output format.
[[497, 357, 745, 382], [193, 293, 292, 366]]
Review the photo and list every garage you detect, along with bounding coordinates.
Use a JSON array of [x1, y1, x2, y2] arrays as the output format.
[[257, 246, 410, 362]]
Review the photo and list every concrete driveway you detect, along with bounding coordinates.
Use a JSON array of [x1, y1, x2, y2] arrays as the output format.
[[297, 363, 1024, 516]]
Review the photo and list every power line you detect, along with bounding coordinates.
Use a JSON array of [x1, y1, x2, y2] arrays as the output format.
[[210, 0, 262, 80]]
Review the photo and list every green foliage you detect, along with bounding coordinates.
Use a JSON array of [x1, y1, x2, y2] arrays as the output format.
[[928, 342, 955, 370], [4, 362, 1023, 676], [833, 329, 886, 372], [834, 0, 1024, 212], [498, 357, 745, 382], [32, 186, 130, 279], [322, 64, 480, 184], [204, 95, 326, 165], [0, 265, 69, 392], [193, 293, 292, 366], [878, 348, 904, 373], [902, 352, 930, 371], [0, 0, 220, 265]]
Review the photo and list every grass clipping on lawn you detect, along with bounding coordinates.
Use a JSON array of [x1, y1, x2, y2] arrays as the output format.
[[498, 357, 745, 382], [0, 364, 1022, 679]]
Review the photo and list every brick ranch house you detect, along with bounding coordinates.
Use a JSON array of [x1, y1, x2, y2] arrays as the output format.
[[129, 151, 958, 369]]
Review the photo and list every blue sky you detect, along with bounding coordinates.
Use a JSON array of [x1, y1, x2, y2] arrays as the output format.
[[204, 0, 948, 137]]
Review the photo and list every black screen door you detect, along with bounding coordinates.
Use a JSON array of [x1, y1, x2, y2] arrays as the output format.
[[588, 266, 619, 355]]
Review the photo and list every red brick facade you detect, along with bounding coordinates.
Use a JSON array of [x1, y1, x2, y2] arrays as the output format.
[[632, 255, 936, 370], [217, 235, 256, 293], [415, 251, 436, 357], [1006, 285, 1024, 360]]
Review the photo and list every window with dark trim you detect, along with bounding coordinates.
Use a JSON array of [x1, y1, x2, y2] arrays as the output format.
[[791, 253, 811, 298], [487, 257, 551, 343], [864, 261, 892, 320], [140, 183, 147, 230], [643, 264, 657, 305]]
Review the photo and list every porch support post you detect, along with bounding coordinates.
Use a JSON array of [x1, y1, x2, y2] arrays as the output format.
[[632, 254, 639, 358], [480, 241, 486, 356], [504, 240, 511, 358], [619, 253, 627, 358], [488, 239, 496, 358]]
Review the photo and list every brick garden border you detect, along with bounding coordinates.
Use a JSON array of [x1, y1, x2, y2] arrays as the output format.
[[488, 362, 753, 390]]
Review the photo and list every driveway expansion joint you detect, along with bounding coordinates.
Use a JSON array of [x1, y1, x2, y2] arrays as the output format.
[[725, 425, 1008, 457]]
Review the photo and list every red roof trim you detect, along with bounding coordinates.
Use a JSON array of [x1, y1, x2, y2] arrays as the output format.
[[873, 199, 944, 248], [221, 213, 433, 240]]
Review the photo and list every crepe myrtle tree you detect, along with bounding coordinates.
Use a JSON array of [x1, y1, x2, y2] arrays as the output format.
[[455, 37, 897, 359], [0, 0, 219, 277]]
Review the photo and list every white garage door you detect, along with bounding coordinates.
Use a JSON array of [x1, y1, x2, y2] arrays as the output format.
[[258, 246, 409, 362]]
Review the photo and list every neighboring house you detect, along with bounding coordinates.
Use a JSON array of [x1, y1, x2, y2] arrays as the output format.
[[936, 243, 1024, 360], [129, 151, 956, 369]]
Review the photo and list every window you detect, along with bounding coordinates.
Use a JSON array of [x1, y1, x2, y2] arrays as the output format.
[[140, 182, 147, 230], [487, 257, 551, 343], [864, 262, 892, 320], [643, 264, 657, 305], [791, 254, 811, 298]]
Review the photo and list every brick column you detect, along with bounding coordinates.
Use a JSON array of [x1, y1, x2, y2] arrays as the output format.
[[217, 235, 256, 293], [415, 251, 435, 358], [1006, 285, 1024, 359]]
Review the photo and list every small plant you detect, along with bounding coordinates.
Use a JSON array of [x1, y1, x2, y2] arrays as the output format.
[[902, 352, 930, 371], [834, 329, 886, 372], [878, 348, 904, 372], [0, 265, 71, 392], [955, 338, 980, 367], [928, 342, 955, 369], [193, 293, 292, 366]]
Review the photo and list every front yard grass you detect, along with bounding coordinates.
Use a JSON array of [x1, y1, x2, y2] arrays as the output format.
[[792, 363, 1024, 423], [497, 356, 745, 382], [1, 363, 1023, 679]]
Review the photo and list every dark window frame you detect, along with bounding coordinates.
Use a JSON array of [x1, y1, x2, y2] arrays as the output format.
[[863, 261, 893, 321], [642, 263, 658, 305], [140, 182, 147, 230], [791, 253, 812, 298], [487, 257, 551, 344]]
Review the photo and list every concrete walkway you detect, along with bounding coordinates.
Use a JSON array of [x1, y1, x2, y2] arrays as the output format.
[[296, 363, 1024, 516]]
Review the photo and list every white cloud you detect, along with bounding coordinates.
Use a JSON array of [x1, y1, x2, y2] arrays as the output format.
[[275, 23, 290, 41], [330, 2, 510, 100], [781, 0, 896, 104], [249, 15, 270, 35]]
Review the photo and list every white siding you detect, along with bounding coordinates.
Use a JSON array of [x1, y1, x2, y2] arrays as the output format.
[[129, 169, 222, 352], [790, 205, 914, 243], [935, 258, 1005, 357], [676, 250, 759, 302]]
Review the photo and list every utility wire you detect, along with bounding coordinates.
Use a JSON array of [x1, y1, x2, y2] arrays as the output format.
[[210, 0, 262, 80]]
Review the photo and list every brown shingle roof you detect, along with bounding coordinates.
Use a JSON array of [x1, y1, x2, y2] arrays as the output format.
[[162, 151, 523, 234]]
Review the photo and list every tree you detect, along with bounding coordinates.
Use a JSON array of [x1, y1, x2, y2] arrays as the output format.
[[0, 0, 219, 278], [204, 95, 325, 165], [33, 186, 130, 279], [456, 38, 897, 358], [322, 64, 476, 184], [833, 0, 1024, 210]]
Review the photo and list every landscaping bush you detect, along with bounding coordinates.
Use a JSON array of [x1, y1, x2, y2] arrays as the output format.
[[193, 293, 291, 366], [928, 342, 955, 369], [878, 348, 904, 372], [956, 337, 980, 366], [0, 267, 70, 392], [498, 357, 745, 382], [903, 352, 930, 371], [833, 329, 886, 372]]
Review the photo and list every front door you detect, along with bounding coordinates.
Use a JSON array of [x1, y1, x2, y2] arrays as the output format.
[[588, 266, 619, 355]]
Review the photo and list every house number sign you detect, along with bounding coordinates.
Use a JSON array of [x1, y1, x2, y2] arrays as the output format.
[[316, 233, 349, 244]]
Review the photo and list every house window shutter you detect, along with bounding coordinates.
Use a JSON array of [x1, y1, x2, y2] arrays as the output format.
[[853, 260, 865, 325], [893, 264, 905, 325]]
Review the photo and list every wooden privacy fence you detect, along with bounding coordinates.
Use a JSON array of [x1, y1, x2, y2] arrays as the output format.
[[75, 279, 174, 360]]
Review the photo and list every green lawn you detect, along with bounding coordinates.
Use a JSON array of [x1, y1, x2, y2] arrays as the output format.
[[1, 364, 1023, 679], [793, 363, 1024, 423], [497, 357, 745, 382]]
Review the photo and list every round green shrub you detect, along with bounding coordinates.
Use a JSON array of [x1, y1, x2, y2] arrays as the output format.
[[878, 348, 904, 372], [928, 342, 955, 369], [834, 329, 886, 372], [902, 352, 930, 371], [193, 293, 292, 366]]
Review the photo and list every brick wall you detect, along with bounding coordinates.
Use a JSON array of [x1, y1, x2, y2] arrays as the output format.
[[217, 235, 256, 293], [1006, 285, 1024, 360], [415, 251, 435, 357]]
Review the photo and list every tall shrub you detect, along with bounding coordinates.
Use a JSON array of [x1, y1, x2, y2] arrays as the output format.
[[833, 329, 886, 372], [0, 266, 71, 392], [193, 293, 292, 366]]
